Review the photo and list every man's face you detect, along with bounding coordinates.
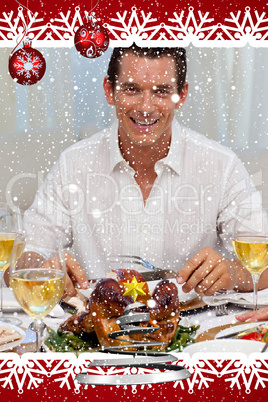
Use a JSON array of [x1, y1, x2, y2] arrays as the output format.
[[104, 53, 188, 147]]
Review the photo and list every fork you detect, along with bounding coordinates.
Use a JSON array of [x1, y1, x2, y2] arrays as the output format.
[[109, 255, 156, 270], [215, 303, 229, 316]]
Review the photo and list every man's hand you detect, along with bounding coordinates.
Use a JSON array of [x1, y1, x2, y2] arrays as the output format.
[[42, 252, 89, 297], [5, 251, 89, 297], [176, 247, 239, 296], [236, 307, 268, 322], [63, 253, 89, 297]]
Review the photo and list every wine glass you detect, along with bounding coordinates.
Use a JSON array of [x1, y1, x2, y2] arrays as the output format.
[[0, 202, 22, 325], [232, 205, 268, 311], [9, 237, 66, 352]]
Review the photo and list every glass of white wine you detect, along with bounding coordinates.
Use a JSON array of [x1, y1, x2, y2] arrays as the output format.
[[232, 205, 268, 311], [9, 237, 66, 352], [0, 202, 22, 325]]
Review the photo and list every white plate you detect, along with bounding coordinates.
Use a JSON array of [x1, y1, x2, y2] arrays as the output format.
[[0, 322, 26, 352], [183, 339, 264, 356], [1, 288, 23, 312], [215, 321, 268, 340]]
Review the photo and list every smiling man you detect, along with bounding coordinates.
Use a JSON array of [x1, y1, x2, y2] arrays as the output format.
[[22, 44, 268, 297], [103, 48, 188, 203]]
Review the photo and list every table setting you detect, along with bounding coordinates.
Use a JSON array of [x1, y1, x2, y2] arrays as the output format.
[[0, 244, 268, 357], [0, 255, 268, 398], [0, 205, 268, 392], [202, 288, 268, 309], [1, 272, 267, 356]]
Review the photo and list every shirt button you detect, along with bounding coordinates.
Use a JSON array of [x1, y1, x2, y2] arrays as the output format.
[[141, 223, 148, 233]]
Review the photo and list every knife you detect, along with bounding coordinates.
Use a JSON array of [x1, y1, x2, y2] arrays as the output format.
[[140, 269, 179, 281], [216, 326, 260, 339], [88, 269, 179, 284]]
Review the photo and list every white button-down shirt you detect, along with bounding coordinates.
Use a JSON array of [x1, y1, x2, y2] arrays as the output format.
[[23, 119, 260, 278]]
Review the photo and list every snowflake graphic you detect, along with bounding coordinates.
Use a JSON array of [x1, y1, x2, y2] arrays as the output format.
[[173, 355, 222, 393], [0, 353, 45, 393], [13, 53, 43, 79], [222, 356, 268, 392], [160, 7, 217, 44], [175, 353, 268, 395], [222, 6, 268, 44], [0, 6, 44, 41]]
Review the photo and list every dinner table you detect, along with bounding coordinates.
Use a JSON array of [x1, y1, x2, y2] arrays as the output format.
[[1, 284, 268, 355], [1, 284, 268, 402]]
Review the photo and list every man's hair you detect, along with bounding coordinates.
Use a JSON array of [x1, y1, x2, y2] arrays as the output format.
[[107, 43, 187, 95]]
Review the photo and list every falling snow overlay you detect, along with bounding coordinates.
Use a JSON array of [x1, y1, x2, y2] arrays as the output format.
[[0, 6, 268, 46], [0, 353, 267, 394]]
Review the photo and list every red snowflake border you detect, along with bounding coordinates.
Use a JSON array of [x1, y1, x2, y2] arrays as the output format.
[[0, 6, 268, 48], [0, 352, 268, 394]]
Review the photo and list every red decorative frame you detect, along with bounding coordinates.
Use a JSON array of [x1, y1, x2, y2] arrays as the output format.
[[1, 0, 268, 400], [0, 352, 268, 401]]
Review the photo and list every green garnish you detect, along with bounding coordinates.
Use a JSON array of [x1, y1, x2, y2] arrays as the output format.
[[44, 327, 99, 353], [262, 329, 268, 342], [163, 324, 200, 352], [44, 323, 199, 354]]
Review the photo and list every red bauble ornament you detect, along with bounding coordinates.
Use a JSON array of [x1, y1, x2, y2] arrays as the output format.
[[74, 18, 110, 58], [8, 41, 46, 86]]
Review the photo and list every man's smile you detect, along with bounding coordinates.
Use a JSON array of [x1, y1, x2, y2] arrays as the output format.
[[130, 117, 159, 127]]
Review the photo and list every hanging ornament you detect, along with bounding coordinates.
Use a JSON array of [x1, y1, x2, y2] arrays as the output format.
[[8, 39, 46, 86], [74, 14, 110, 59]]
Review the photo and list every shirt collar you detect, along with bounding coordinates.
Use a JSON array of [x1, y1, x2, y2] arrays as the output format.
[[108, 118, 183, 175], [109, 121, 125, 172], [160, 118, 183, 176]]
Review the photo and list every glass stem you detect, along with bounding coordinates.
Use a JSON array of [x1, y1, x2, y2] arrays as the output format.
[[0, 271, 4, 320], [251, 274, 260, 311], [34, 318, 44, 352]]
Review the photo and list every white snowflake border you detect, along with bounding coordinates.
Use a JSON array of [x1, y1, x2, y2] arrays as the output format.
[[0, 6, 268, 48], [0, 352, 268, 394]]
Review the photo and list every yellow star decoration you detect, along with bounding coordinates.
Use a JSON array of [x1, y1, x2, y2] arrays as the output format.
[[122, 276, 146, 302]]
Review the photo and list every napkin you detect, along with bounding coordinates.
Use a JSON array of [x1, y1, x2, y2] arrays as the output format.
[[203, 288, 268, 306], [1, 288, 64, 317]]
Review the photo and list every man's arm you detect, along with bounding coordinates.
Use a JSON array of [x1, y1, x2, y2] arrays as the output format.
[[176, 246, 268, 295]]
